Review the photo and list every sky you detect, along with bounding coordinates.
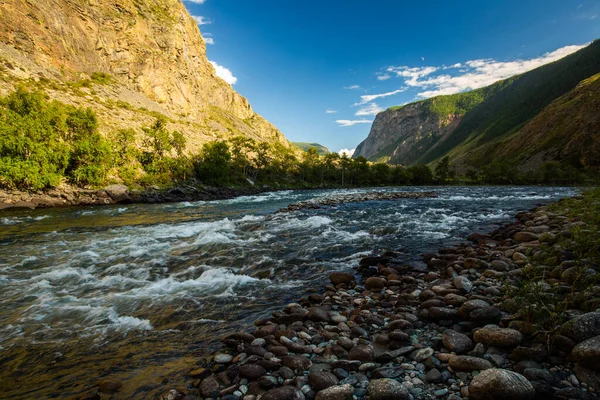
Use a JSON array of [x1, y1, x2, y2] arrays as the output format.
[[182, 0, 600, 156]]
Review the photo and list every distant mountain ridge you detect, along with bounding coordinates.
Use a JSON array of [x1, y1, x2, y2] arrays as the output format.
[[354, 40, 600, 171], [293, 142, 330, 155]]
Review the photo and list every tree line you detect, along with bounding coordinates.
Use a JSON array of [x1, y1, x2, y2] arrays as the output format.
[[0, 88, 591, 192]]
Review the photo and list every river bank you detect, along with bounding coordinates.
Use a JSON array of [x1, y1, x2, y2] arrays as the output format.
[[151, 191, 600, 400], [0, 183, 276, 211]]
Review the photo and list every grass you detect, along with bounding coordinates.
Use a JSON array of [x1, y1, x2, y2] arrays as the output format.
[[503, 188, 600, 335]]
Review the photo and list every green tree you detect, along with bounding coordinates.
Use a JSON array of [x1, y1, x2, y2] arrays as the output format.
[[435, 156, 451, 184], [408, 164, 434, 185], [195, 141, 231, 184]]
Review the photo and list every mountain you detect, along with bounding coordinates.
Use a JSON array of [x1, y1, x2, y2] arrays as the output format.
[[293, 142, 330, 155], [354, 40, 600, 171], [0, 0, 293, 153]]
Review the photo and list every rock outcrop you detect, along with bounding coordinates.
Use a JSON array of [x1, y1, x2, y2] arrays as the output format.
[[0, 0, 293, 153]]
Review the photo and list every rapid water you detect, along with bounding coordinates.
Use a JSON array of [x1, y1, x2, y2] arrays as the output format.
[[0, 186, 577, 399]]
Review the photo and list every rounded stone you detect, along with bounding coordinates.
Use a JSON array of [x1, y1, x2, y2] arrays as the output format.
[[365, 277, 386, 290], [314, 384, 354, 400], [469, 368, 535, 400], [348, 344, 375, 362], [449, 355, 493, 372], [239, 364, 267, 380], [442, 329, 474, 354], [572, 335, 600, 371], [474, 325, 523, 348], [560, 312, 600, 343], [214, 353, 234, 364], [261, 386, 306, 400], [308, 371, 340, 392], [329, 272, 355, 286], [368, 378, 410, 400]]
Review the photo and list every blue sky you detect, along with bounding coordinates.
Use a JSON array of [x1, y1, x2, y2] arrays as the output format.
[[183, 0, 600, 155]]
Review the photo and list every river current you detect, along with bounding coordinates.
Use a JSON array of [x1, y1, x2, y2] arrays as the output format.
[[0, 186, 577, 398]]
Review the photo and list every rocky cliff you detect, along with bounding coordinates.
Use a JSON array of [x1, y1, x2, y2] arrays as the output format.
[[353, 102, 462, 164], [0, 0, 292, 153]]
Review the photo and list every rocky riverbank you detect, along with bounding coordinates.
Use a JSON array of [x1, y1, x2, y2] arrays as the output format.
[[277, 191, 437, 213], [117, 195, 599, 400], [0, 184, 273, 211]]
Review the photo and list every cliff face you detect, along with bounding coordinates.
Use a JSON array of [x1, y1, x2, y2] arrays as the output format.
[[353, 102, 461, 164], [0, 0, 291, 152]]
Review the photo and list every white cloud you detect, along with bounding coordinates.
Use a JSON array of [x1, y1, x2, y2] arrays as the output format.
[[185, 0, 206, 4], [204, 37, 215, 45], [339, 148, 355, 157], [209, 61, 237, 85], [355, 102, 383, 116], [326, 109, 337, 114], [335, 119, 373, 127], [377, 74, 391, 81], [192, 15, 211, 25], [344, 85, 360, 90], [387, 44, 586, 98], [357, 88, 407, 104]]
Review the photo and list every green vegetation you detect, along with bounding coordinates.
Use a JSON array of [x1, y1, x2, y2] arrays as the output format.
[[417, 40, 600, 164], [293, 142, 330, 156], [504, 189, 600, 332], [0, 88, 441, 192]]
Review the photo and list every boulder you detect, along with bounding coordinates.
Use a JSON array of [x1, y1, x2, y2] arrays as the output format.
[[329, 272, 355, 286], [442, 329, 474, 353], [560, 312, 600, 343], [104, 184, 131, 203], [474, 325, 523, 348], [514, 232, 538, 243], [368, 378, 410, 400], [469, 368, 535, 400], [282, 355, 312, 372], [348, 344, 374, 362], [572, 335, 600, 371], [261, 386, 306, 400], [315, 384, 354, 400], [365, 277, 386, 290], [449, 355, 493, 372], [239, 364, 266, 380], [308, 371, 339, 391]]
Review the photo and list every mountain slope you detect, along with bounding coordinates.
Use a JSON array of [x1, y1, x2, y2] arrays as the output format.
[[293, 142, 330, 155], [354, 40, 600, 170], [470, 72, 600, 170], [0, 0, 292, 153]]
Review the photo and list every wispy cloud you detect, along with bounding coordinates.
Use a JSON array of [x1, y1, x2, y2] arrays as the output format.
[[335, 119, 372, 127], [386, 44, 586, 98], [192, 15, 211, 25], [355, 102, 383, 116], [377, 74, 391, 81], [339, 148, 355, 157], [203, 33, 214, 45], [357, 88, 407, 105], [344, 85, 361, 90], [326, 109, 337, 114], [185, 0, 207, 4], [209, 61, 237, 85]]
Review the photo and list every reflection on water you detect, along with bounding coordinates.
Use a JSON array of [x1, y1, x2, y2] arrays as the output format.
[[0, 186, 577, 399]]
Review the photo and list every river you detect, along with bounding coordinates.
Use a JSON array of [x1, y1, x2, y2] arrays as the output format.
[[0, 186, 577, 399]]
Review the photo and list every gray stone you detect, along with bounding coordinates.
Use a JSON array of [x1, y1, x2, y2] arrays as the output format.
[[314, 384, 354, 400], [469, 368, 535, 400], [449, 355, 493, 372], [560, 312, 600, 343], [572, 335, 600, 371], [442, 329, 474, 354], [368, 378, 410, 400]]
